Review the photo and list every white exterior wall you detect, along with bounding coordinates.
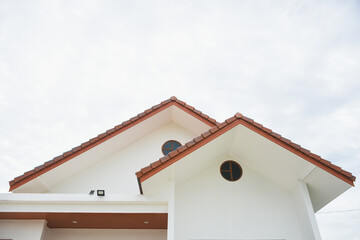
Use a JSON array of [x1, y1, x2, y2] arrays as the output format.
[[174, 159, 303, 240], [1, 118, 327, 240], [49, 123, 195, 195], [43, 229, 166, 240], [0, 220, 47, 240], [292, 181, 322, 240]]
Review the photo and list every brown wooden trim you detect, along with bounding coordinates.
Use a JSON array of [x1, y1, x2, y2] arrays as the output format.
[[0, 212, 167, 229]]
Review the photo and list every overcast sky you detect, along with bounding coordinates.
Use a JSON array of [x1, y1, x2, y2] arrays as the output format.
[[0, 0, 359, 239]]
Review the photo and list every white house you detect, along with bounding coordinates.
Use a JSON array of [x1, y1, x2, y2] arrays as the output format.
[[0, 97, 356, 240]]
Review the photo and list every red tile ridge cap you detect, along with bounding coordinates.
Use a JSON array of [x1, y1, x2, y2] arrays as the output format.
[[136, 113, 356, 193], [9, 97, 219, 191]]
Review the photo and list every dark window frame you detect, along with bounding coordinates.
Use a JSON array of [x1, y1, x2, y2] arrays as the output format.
[[162, 140, 182, 155], [220, 160, 242, 181]]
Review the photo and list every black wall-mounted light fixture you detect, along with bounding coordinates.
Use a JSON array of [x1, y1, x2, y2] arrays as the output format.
[[97, 190, 105, 196]]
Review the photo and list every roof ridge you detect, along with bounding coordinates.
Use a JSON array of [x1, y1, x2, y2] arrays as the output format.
[[136, 113, 356, 188], [9, 97, 218, 191]]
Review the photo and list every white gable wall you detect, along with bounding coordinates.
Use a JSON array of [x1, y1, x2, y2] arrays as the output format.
[[48, 123, 196, 195], [174, 156, 303, 240]]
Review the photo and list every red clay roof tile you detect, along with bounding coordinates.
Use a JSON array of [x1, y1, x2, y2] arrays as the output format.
[[9, 97, 218, 191], [98, 133, 107, 139], [152, 104, 161, 109], [106, 128, 116, 134], [72, 146, 82, 152], [201, 131, 212, 138], [144, 108, 152, 114], [193, 136, 203, 143], [225, 118, 234, 124], [253, 122, 263, 128], [44, 160, 54, 167], [262, 127, 271, 133], [202, 113, 209, 118], [209, 126, 219, 133], [185, 140, 196, 148], [177, 100, 186, 106], [53, 155, 63, 161], [160, 155, 170, 163], [309, 153, 321, 160], [141, 166, 152, 174], [14, 176, 25, 182], [330, 164, 342, 172], [161, 99, 171, 105], [130, 116, 139, 121], [34, 165, 45, 171], [81, 141, 91, 147], [290, 142, 301, 150], [271, 132, 282, 139], [150, 161, 162, 169], [280, 137, 291, 145], [122, 120, 132, 125], [24, 169, 36, 176], [300, 148, 311, 154], [63, 150, 72, 157], [242, 116, 254, 123], [168, 151, 178, 158], [137, 112, 146, 118], [176, 145, 187, 153], [320, 158, 331, 165], [234, 113, 243, 118]]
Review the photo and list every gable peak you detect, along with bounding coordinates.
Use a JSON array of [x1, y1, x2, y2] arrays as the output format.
[[9, 97, 218, 192], [234, 112, 243, 118]]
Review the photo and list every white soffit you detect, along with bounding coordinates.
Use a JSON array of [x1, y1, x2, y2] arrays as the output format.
[[229, 124, 352, 210], [171, 106, 212, 135], [229, 124, 315, 192], [304, 168, 351, 212]]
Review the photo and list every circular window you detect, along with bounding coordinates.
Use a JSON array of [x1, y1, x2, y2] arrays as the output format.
[[162, 140, 182, 155], [220, 161, 242, 181]]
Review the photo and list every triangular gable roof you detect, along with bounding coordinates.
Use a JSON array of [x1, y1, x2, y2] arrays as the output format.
[[9, 97, 218, 191], [136, 113, 356, 194]]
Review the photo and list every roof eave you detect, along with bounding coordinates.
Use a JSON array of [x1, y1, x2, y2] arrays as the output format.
[[136, 113, 355, 194], [9, 97, 218, 192]]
